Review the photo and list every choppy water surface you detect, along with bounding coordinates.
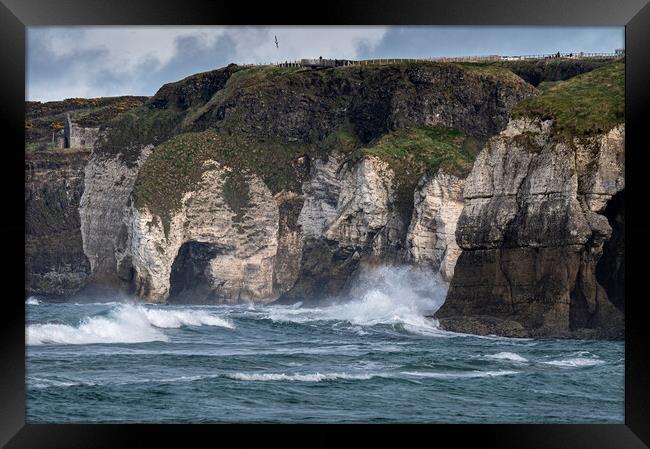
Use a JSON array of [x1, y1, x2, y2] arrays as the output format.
[[26, 268, 624, 423]]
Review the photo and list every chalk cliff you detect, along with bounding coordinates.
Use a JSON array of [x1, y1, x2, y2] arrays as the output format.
[[407, 170, 465, 282], [436, 63, 625, 338]]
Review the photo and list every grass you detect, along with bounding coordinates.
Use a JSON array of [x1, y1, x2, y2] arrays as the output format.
[[512, 63, 624, 137], [455, 57, 622, 87], [450, 62, 528, 84], [362, 126, 478, 179], [95, 106, 184, 165]]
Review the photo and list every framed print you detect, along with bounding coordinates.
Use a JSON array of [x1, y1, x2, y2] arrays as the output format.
[[1, 0, 648, 447]]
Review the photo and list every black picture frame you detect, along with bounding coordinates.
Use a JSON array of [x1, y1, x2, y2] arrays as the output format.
[[2, 0, 648, 447]]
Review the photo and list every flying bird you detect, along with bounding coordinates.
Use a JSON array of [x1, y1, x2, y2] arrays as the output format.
[[275, 35, 279, 49]]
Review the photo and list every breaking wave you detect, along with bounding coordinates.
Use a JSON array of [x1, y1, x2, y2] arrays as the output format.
[[26, 297, 40, 305], [485, 352, 529, 363], [142, 308, 233, 329], [542, 358, 605, 368], [541, 351, 605, 368], [27, 303, 233, 345], [264, 266, 448, 336]]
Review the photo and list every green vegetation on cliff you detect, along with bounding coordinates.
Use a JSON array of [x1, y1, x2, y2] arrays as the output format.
[[362, 126, 479, 180], [96, 107, 184, 164], [456, 57, 622, 87], [133, 130, 311, 235], [360, 126, 479, 218], [134, 123, 479, 236], [512, 63, 624, 136]]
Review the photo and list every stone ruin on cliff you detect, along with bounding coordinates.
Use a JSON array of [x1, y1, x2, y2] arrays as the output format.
[[52, 113, 100, 149]]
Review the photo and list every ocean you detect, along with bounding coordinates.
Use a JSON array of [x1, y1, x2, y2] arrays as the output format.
[[25, 267, 624, 423]]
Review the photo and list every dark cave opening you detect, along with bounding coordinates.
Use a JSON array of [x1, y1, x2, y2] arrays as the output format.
[[569, 190, 625, 330], [168, 241, 219, 303], [596, 189, 625, 313]]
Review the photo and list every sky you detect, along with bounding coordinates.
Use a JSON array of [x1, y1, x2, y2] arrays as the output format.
[[26, 26, 624, 102]]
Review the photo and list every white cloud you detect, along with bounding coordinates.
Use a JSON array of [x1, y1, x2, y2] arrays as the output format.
[[228, 26, 388, 63], [27, 26, 389, 101], [38, 26, 228, 74]]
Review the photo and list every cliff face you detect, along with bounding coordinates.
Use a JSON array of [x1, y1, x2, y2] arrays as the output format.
[[73, 61, 534, 304], [436, 63, 625, 339], [279, 153, 401, 303], [26, 150, 91, 297], [128, 164, 280, 303], [407, 171, 465, 281], [78, 145, 153, 293], [436, 119, 624, 338], [189, 63, 534, 144]]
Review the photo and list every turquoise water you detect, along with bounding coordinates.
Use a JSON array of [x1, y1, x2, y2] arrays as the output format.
[[25, 269, 624, 423]]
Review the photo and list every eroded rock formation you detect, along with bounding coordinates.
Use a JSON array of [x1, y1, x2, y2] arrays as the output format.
[[79, 145, 153, 293], [436, 119, 625, 338], [71, 61, 533, 304], [407, 171, 465, 281], [128, 163, 279, 303]]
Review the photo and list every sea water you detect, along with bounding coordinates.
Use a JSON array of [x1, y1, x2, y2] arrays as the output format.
[[26, 267, 624, 423]]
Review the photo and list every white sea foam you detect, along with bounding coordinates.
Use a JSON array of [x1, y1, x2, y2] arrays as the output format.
[[265, 266, 449, 336], [142, 308, 234, 329], [26, 297, 40, 305], [400, 370, 520, 379], [28, 376, 92, 389], [542, 358, 605, 368], [224, 372, 379, 382], [27, 303, 234, 345], [485, 352, 529, 363]]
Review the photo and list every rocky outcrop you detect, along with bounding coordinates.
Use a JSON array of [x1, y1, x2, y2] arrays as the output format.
[[272, 191, 305, 294], [128, 162, 280, 303], [279, 154, 403, 303], [192, 63, 535, 144], [25, 150, 91, 297], [407, 171, 465, 281], [278, 151, 474, 304], [79, 145, 153, 292], [436, 118, 625, 338]]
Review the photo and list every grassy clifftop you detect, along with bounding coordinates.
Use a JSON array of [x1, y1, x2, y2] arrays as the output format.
[[512, 63, 624, 136], [456, 57, 622, 87]]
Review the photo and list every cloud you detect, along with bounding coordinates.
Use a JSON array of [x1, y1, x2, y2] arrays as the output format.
[[26, 26, 622, 102], [27, 26, 389, 101]]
